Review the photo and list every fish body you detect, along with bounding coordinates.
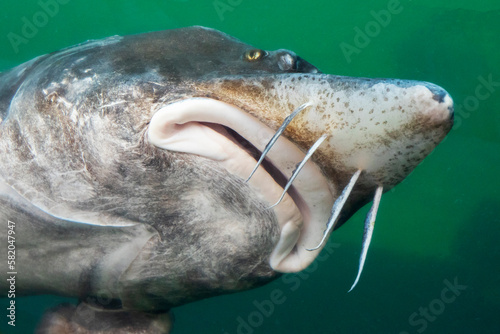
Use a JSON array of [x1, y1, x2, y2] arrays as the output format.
[[0, 26, 453, 333]]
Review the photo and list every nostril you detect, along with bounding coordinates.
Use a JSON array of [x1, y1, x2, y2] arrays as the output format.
[[278, 52, 296, 71], [273, 49, 321, 73]]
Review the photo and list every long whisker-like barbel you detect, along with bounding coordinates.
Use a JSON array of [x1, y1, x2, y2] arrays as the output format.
[[307, 169, 362, 251], [246, 102, 312, 182], [269, 134, 328, 209], [348, 185, 383, 292]]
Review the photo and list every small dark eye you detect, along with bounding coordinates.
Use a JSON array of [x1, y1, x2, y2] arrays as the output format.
[[244, 49, 266, 62]]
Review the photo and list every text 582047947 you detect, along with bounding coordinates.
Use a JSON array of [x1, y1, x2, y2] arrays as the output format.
[[6, 220, 16, 327]]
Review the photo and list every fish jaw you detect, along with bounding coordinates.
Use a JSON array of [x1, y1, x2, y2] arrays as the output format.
[[147, 97, 333, 273]]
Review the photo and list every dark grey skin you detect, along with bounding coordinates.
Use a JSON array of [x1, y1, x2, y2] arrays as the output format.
[[0, 26, 453, 333], [0, 26, 321, 333]]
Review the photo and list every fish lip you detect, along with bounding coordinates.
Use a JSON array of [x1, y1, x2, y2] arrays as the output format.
[[147, 97, 334, 272]]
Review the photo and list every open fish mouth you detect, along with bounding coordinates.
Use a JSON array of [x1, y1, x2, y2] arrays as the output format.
[[148, 74, 454, 290], [148, 97, 333, 273]]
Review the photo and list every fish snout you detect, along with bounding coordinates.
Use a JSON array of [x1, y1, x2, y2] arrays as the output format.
[[402, 81, 454, 136]]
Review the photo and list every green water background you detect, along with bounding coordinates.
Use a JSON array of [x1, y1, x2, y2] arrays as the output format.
[[0, 0, 498, 333]]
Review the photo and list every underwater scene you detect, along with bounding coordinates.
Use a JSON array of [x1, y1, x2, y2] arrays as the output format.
[[0, 0, 498, 333]]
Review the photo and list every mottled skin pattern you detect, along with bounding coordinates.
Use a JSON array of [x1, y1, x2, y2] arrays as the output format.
[[0, 27, 452, 333]]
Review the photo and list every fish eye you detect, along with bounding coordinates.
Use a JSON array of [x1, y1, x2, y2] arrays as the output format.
[[244, 49, 266, 62]]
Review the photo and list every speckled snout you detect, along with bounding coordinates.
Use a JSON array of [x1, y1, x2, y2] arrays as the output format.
[[286, 75, 455, 189], [206, 73, 454, 190], [199, 73, 453, 275]]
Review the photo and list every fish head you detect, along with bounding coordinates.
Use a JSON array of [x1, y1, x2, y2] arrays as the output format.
[[149, 67, 454, 273]]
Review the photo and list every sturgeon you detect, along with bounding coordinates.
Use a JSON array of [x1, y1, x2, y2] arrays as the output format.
[[0, 26, 453, 333]]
